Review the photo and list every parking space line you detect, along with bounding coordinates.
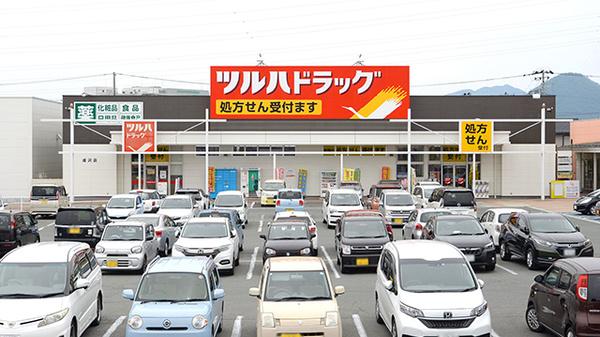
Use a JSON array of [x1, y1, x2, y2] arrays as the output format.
[[102, 315, 126, 337], [496, 263, 518, 275], [250, 201, 255, 208], [352, 314, 368, 337], [246, 247, 259, 280], [230, 316, 243, 337], [258, 220, 263, 232], [320, 246, 340, 279]]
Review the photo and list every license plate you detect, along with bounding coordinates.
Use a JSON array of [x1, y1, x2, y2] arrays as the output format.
[[393, 218, 403, 223], [106, 260, 118, 267], [286, 209, 294, 212], [356, 258, 369, 266], [69, 227, 81, 234], [281, 334, 301, 337], [564, 249, 576, 257], [41, 199, 48, 204], [465, 254, 475, 262]]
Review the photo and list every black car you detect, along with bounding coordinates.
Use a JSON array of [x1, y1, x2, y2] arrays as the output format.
[[573, 189, 600, 214], [499, 212, 594, 270], [0, 210, 40, 255], [54, 206, 110, 248], [423, 214, 496, 271], [260, 220, 315, 262], [335, 214, 392, 273]]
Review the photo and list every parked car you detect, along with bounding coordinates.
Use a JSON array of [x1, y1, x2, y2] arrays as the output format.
[[54, 206, 109, 248], [375, 240, 491, 337], [122, 256, 225, 336], [29, 183, 69, 217], [423, 214, 496, 271], [198, 209, 245, 252], [411, 184, 439, 209], [479, 208, 528, 249], [573, 188, 600, 214], [129, 189, 162, 213], [105, 194, 144, 222], [0, 242, 103, 337], [0, 210, 40, 255], [273, 210, 319, 255], [339, 180, 364, 200], [378, 189, 416, 227], [0, 195, 7, 210], [366, 184, 404, 210], [335, 213, 391, 273], [499, 212, 594, 270], [249, 257, 345, 337], [274, 188, 305, 213], [172, 217, 239, 275], [95, 220, 160, 272], [212, 190, 248, 224], [157, 194, 201, 226], [377, 179, 403, 186], [260, 179, 286, 206], [322, 188, 363, 228], [402, 208, 452, 240], [260, 220, 315, 262], [526, 257, 600, 337], [127, 213, 178, 257], [175, 188, 210, 210], [427, 187, 477, 217], [415, 180, 441, 187], [343, 209, 394, 240]]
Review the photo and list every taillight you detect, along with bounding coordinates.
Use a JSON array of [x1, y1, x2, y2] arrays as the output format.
[[152, 201, 156, 206], [57, 191, 60, 199], [155, 230, 162, 237], [474, 202, 477, 212], [276, 200, 281, 206], [10, 221, 15, 230], [415, 224, 422, 230], [578, 275, 588, 301], [299, 200, 304, 206], [495, 224, 501, 232], [310, 227, 316, 233]]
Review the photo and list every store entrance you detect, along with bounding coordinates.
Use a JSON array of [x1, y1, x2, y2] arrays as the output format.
[[442, 165, 467, 187]]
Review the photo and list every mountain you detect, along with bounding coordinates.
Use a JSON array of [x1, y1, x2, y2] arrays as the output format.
[[447, 85, 526, 96]]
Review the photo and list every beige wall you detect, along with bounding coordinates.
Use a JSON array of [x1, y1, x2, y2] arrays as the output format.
[[571, 119, 600, 145]]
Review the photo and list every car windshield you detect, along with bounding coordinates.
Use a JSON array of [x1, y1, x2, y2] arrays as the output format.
[[385, 194, 414, 206], [264, 182, 285, 191], [278, 191, 302, 199], [419, 211, 451, 222], [214, 195, 243, 207], [330, 193, 360, 206], [108, 197, 135, 208], [343, 219, 387, 238], [529, 217, 577, 233], [128, 216, 159, 226], [161, 198, 192, 209], [423, 187, 436, 199], [136, 272, 208, 302], [103, 225, 144, 241], [436, 218, 484, 236], [31, 186, 58, 197], [268, 224, 308, 240], [181, 222, 228, 238], [264, 270, 331, 301], [0, 263, 67, 297], [399, 258, 477, 292], [441, 192, 474, 207], [56, 210, 95, 226]]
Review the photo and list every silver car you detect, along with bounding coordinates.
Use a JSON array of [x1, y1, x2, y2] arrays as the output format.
[[402, 208, 452, 240], [127, 213, 178, 257]]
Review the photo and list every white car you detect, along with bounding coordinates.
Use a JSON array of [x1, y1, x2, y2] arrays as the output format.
[[273, 211, 319, 255], [157, 194, 201, 226], [172, 217, 240, 275], [129, 189, 162, 213], [0, 242, 103, 337], [212, 190, 248, 224], [378, 189, 416, 227], [375, 240, 491, 337], [0, 195, 6, 210], [105, 194, 144, 221], [411, 185, 439, 209], [402, 208, 452, 240], [479, 207, 529, 247], [95, 220, 160, 272], [322, 189, 363, 228]]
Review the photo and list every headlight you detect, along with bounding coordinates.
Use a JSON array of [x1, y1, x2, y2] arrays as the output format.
[[584, 239, 593, 246], [265, 248, 276, 255], [300, 247, 311, 255], [219, 244, 232, 252], [38, 308, 69, 327], [484, 241, 494, 250], [386, 210, 393, 216], [128, 315, 143, 330], [471, 301, 488, 316], [325, 311, 339, 327], [533, 238, 553, 247], [130, 246, 143, 254], [261, 313, 275, 328], [399, 301, 424, 318], [342, 245, 351, 255], [95, 245, 105, 254], [128, 210, 135, 216], [192, 315, 208, 329], [329, 209, 337, 214]]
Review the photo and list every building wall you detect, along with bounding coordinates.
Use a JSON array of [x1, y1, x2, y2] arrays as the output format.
[[62, 144, 118, 197], [500, 144, 556, 196], [32, 98, 63, 179]]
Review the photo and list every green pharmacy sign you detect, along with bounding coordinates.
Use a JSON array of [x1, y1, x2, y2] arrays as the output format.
[[74, 102, 144, 124]]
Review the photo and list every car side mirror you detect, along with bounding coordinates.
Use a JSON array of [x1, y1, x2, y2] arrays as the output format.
[[382, 279, 394, 291], [249, 287, 260, 297], [33, 219, 38, 225], [230, 231, 237, 238], [122, 289, 135, 300], [259, 234, 267, 240], [575, 225, 581, 232], [213, 288, 225, 300], [75, 278, 90, 290], [478, 279, 485, 289], [146, 235, 154, 241], [534, 275, 543, 283], [334, 285, 345, 296]]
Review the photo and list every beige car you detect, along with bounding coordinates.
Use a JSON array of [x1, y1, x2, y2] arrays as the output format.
[[249, 256, 345, 337]]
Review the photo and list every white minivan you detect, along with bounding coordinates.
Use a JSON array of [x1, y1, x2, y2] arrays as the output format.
[[212, 190, 248, 224], [322, 189, 363, 228], [378, 189, 416, 227], [375, 240, 491, 337]]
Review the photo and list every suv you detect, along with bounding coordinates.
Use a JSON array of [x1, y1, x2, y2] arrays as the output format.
[[129, 189, 162, 213], [322, 188, 363, 228], [335, 214, 391, 273], [573, 188, 600, 215], [54, 206, 110, 248], [249, 257, 345, 337], [375, 240, 491, 337], [198, 209, 245, 252], [29, 184, 69, 217], [427, 187, 477, 217], [0, 210, 40, 255], [378, 190, 415, 227], [526, 257, 600, 337], [0, 242, 103, 337], [122, 256, 225, 336]]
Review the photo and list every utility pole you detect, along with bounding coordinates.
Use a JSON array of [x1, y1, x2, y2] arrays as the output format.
[[113, 72, 117, 96], [530, 69, 554, 95]]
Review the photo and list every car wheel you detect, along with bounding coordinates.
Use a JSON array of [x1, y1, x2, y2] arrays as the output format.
[[525, 305, 545, 332], [69, 321, 77, 337], [499, 241, 511, 261], [586, 204, 595, 215], [91, 295, 102, 326], [566, 326, 576, 337], [235, 253, 240, 266], [391, 318, 398, 337], [526, 248, 539, 270], [139, 256, 147, 274], [375, 295, 384, 324], [217, 302, 224, 332]]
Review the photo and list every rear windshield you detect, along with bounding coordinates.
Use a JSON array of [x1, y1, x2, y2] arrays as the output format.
[[214, 195, 243, 207], [263, 182, 285, 191], [0, 215, 11, 228], [442, 191, 474, 207], [199, 212, 230, 220], [278, 191, 302, 199], [419, 211, 451, 222], [56, 210, 95, 226], [130, 192, 158, 200], [107, 197, 136, 208], [31, 186, 58, 199]]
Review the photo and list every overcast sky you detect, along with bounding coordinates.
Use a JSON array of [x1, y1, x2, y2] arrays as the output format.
[[1, 0, 599, 101]]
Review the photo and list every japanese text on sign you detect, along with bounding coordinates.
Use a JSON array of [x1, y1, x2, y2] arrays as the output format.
[[460, 121, 493, 152], [74, 102, 144, 125], [123, 121, 156, 153]]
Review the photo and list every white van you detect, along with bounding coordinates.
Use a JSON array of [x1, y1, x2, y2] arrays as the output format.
[[322, 189, 363, 228], [29, 184, 69, 217], [378, 190, 416, 227]]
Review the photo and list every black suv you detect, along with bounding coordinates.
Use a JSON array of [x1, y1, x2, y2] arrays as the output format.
[[54, 206, 110, 248], [499, 212, 594, 270], [0, 210, 40, 255]]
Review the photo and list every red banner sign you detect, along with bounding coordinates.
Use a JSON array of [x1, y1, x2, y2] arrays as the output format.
[[123, 121, 156, 153], [210, 66, 409, 120]]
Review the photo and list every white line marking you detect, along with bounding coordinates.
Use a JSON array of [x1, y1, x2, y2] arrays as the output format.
[[246, 247, 260, 280], [496, 263, 518, 275], [102, 315, 126, 337], [251, 202, 255, 208], [320, 246, 340, 279], [258, 220, 263, 232], [230, 315, 243, 337], [352, 314, 368, 337]]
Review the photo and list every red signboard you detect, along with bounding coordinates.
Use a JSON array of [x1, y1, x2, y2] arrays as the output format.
[[210, 66, 409, 120], [123, 121, 156, 153]]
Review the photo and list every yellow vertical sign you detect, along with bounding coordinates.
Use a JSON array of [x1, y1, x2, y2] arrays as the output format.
[[460, 121, 493, 152]]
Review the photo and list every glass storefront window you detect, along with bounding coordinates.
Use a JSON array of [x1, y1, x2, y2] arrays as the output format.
[[429, 146, 441, 161], [397, 145, 407, 161], [411, 146, 424, 162]]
